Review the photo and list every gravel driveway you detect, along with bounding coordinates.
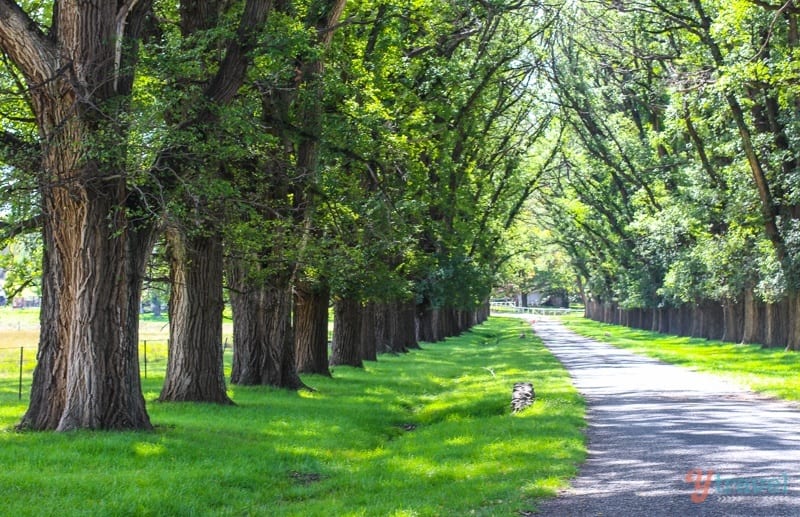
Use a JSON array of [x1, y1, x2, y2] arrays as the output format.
[[530, 317, 800, 516]]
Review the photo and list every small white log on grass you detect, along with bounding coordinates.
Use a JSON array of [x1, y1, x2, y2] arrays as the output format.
[[511, 382, 535, 413]]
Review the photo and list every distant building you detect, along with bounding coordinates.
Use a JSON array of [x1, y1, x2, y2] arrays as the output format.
[[517, 292, 544, 307]]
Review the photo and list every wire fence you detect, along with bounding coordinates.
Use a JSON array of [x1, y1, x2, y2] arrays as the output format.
[[0, 346, 26, 400], [0, 340, 174, 402]]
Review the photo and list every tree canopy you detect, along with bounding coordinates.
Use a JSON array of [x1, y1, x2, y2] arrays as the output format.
[[533, 0, 800, 348], [2, 0, 800, 430]]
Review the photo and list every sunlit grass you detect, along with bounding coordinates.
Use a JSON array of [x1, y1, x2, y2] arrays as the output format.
[[560, 313, 800, 402], [0, 309, 40, 369], [0, 317, 585, 516], [0, 307, 40, 330]]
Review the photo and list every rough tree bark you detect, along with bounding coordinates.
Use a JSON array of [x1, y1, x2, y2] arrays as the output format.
[[372, 302, 391, 354], [360, 302, 378, 362], [294, 282, 331, 375], [763, 300, 789, 349], [330, 297, 363, 367], [416, 299, 437, 343], [156, 0, 272, 400], [17, 224, 67, 430], [386, 301, 409, 354], [789, 293, 800, 351], [402, 301, 421, 349], [262, 280, 304, 388], [228, 0, 346, 388], [159, 228, 231, 404], [722, 299, 744, 344], [229, 259, 265, 385], [742, 288, 764, 344], [229, 265, 305, 389], [3, 0, 154, 431]]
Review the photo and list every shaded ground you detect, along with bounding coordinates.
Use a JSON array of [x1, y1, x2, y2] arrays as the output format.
[[531, 317, 800, 516]]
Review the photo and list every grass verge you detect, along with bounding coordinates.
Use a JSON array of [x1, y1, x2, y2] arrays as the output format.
[[0, 317, 585, 516], [560, 313, 800, 403]]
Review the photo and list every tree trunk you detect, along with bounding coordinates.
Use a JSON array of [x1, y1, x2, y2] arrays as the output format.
[[25, 131, 154, 431], [51, 178, 153, 430], [360, 302, 378, 362], [764, 299, 789, 348], [641, 308, 652, 330], [667, 307, 678, 335], [17, 224, 68, 430], [586, 299, 597, 320], [477, 300, 490, 324], [373, 302, 392, 354], [229, 258, 265, 385], [331, 297, 363, 367], [722, 299, 744, 344], [401, 301, 421, 349], [703, 302, 725, 341], [385, 301, 401, 353], [742, 288, 763, 344], [452, 309, 461, 335], [658, 307, 670, 334], [386, 301, 409, 354], [787, 292, 800, 351], [458, 309, 469, 334], [603, 302, 613, 324], [262, 281, 305, 388], [159, 228, 231, 404], [294, 282, 331, 375], [228, 257, 305, 389], [467, 308, 477, 329], [431, 308, 444, 341], [4, 0, 155, 431], [122, 222, 160, 405], [690, 304, 703, 339], [439, 308, 450, 338], [416, 301, 435, 343], [682, 305, 694, 336], [5, 0, 282, 430]]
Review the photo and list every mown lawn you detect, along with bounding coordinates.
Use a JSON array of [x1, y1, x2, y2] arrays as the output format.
[[561, 313, 800, 403], [0, 317, 585, 516]]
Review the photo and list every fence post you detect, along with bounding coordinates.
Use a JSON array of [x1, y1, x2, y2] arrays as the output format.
[[143, 340, 147, 379], [18, 347, 23, 400]]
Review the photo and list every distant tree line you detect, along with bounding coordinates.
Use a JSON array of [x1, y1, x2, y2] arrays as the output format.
[[535, 1, 800, 349]]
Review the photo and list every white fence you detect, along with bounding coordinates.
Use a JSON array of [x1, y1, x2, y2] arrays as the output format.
[[489, 303, 582, 316]]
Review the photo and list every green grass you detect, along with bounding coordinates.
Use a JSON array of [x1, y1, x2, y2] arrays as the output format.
[[0, 307, 40, 329], [138, 312, 169, 323], [0, 317, 585, 516], [560, 313, 800, 402]]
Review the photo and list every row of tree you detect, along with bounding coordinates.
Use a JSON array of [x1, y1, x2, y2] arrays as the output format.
[[530, 1, 800, 349], [0, 1, 557, 430]]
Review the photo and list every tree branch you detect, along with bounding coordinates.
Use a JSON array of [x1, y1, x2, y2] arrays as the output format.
[[0, 130, 39, 172], [0, 0, 57, 86], [204, 0, 273, 104], [0, 214, 43, 243]]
